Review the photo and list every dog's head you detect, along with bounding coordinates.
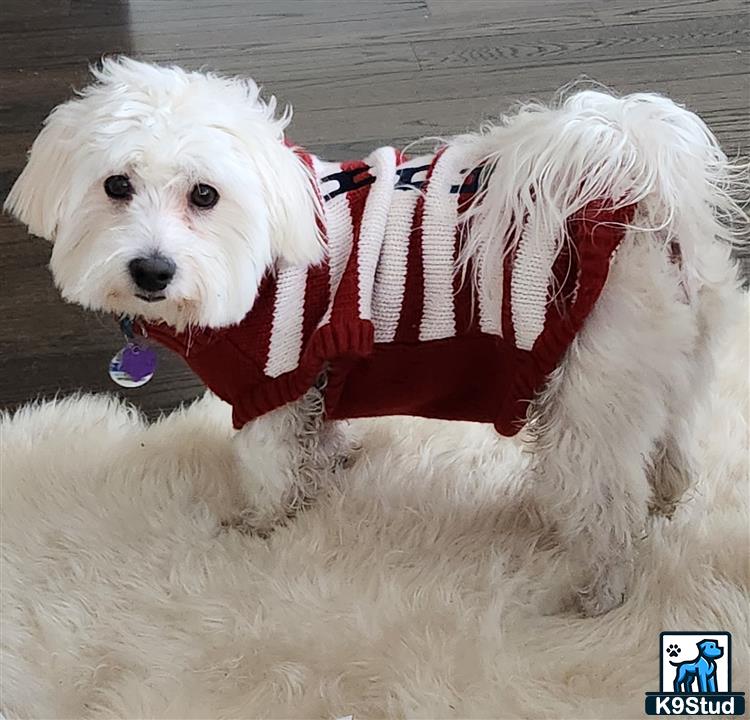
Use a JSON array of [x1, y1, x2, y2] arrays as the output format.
[[4, 57, 323, 330], [697, 640, 724, 660]]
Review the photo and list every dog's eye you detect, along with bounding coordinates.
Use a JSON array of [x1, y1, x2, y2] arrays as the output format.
[[104, 175, 133, 200], [189, 183, 219, 209]]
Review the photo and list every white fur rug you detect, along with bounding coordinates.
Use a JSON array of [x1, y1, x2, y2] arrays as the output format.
[[2, 294, 748, 720]]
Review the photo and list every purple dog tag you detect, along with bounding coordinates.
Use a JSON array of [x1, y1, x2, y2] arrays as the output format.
[[121, 343, 157, 380], [109, 342, 157, 388]]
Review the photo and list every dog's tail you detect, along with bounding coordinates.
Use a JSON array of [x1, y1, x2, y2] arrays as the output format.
[[455, 87, 749, 301]]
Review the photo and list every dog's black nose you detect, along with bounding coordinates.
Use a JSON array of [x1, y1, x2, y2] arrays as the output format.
[[128, 255, 176, 293]]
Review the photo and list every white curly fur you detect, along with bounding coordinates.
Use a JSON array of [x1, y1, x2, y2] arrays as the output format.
[[4, 58, 748, 617], [231, 379, 352, 536]]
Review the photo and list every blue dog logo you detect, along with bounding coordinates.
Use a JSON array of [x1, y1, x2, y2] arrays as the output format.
[[671, 639, 723, 693], [645, 631, 746, 716]]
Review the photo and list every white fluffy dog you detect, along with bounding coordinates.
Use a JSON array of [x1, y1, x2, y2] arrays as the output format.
[[5, 58, 747, 616]]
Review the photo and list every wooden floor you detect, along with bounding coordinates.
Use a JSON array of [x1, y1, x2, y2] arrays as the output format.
[[1, 0, 748, 417]]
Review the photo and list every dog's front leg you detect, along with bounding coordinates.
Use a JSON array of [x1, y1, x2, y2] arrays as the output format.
[[231, 381, 349, 535]]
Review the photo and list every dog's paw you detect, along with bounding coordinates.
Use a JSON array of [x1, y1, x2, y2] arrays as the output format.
[[220, 509, 286, 538], [666, 644, 681, 658], [334, 443, 362, 471], [577, 567, 628, 617]]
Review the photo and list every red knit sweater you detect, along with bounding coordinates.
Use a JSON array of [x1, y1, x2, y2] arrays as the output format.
[[144, 145, 634, 435]]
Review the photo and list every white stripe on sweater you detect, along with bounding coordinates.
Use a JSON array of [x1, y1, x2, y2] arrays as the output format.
[[313, 157, 353, 327], [419, 146, 465, 341], [452, 146, 505, 338], [511, 216, 557, 351], [265, 264, 308, 378], [357, 147, 398, 320], [477, 234, 503, 337], [372, 155, 430, 342]]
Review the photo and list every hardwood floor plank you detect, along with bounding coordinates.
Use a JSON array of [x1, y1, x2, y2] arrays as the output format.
[[412, 14, 746, 70], [593, 0, 750, 25]]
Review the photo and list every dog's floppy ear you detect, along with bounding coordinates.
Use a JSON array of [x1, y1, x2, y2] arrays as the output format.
[[260, 138, 325, 267], [232, 83, 325, 267], [4, 99, 82, 241]]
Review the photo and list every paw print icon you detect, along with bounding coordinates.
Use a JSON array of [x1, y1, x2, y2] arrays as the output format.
[[666, 643, 680, 657]]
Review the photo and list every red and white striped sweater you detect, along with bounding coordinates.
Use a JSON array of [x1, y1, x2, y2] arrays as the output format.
[[145, 145, 634, 435]]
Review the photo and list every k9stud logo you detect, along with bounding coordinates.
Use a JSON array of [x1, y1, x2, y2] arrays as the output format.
[[645, 632, 745, 716]]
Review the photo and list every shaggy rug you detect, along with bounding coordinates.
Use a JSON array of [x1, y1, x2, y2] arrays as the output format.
[[2, 293, 748, 720]]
